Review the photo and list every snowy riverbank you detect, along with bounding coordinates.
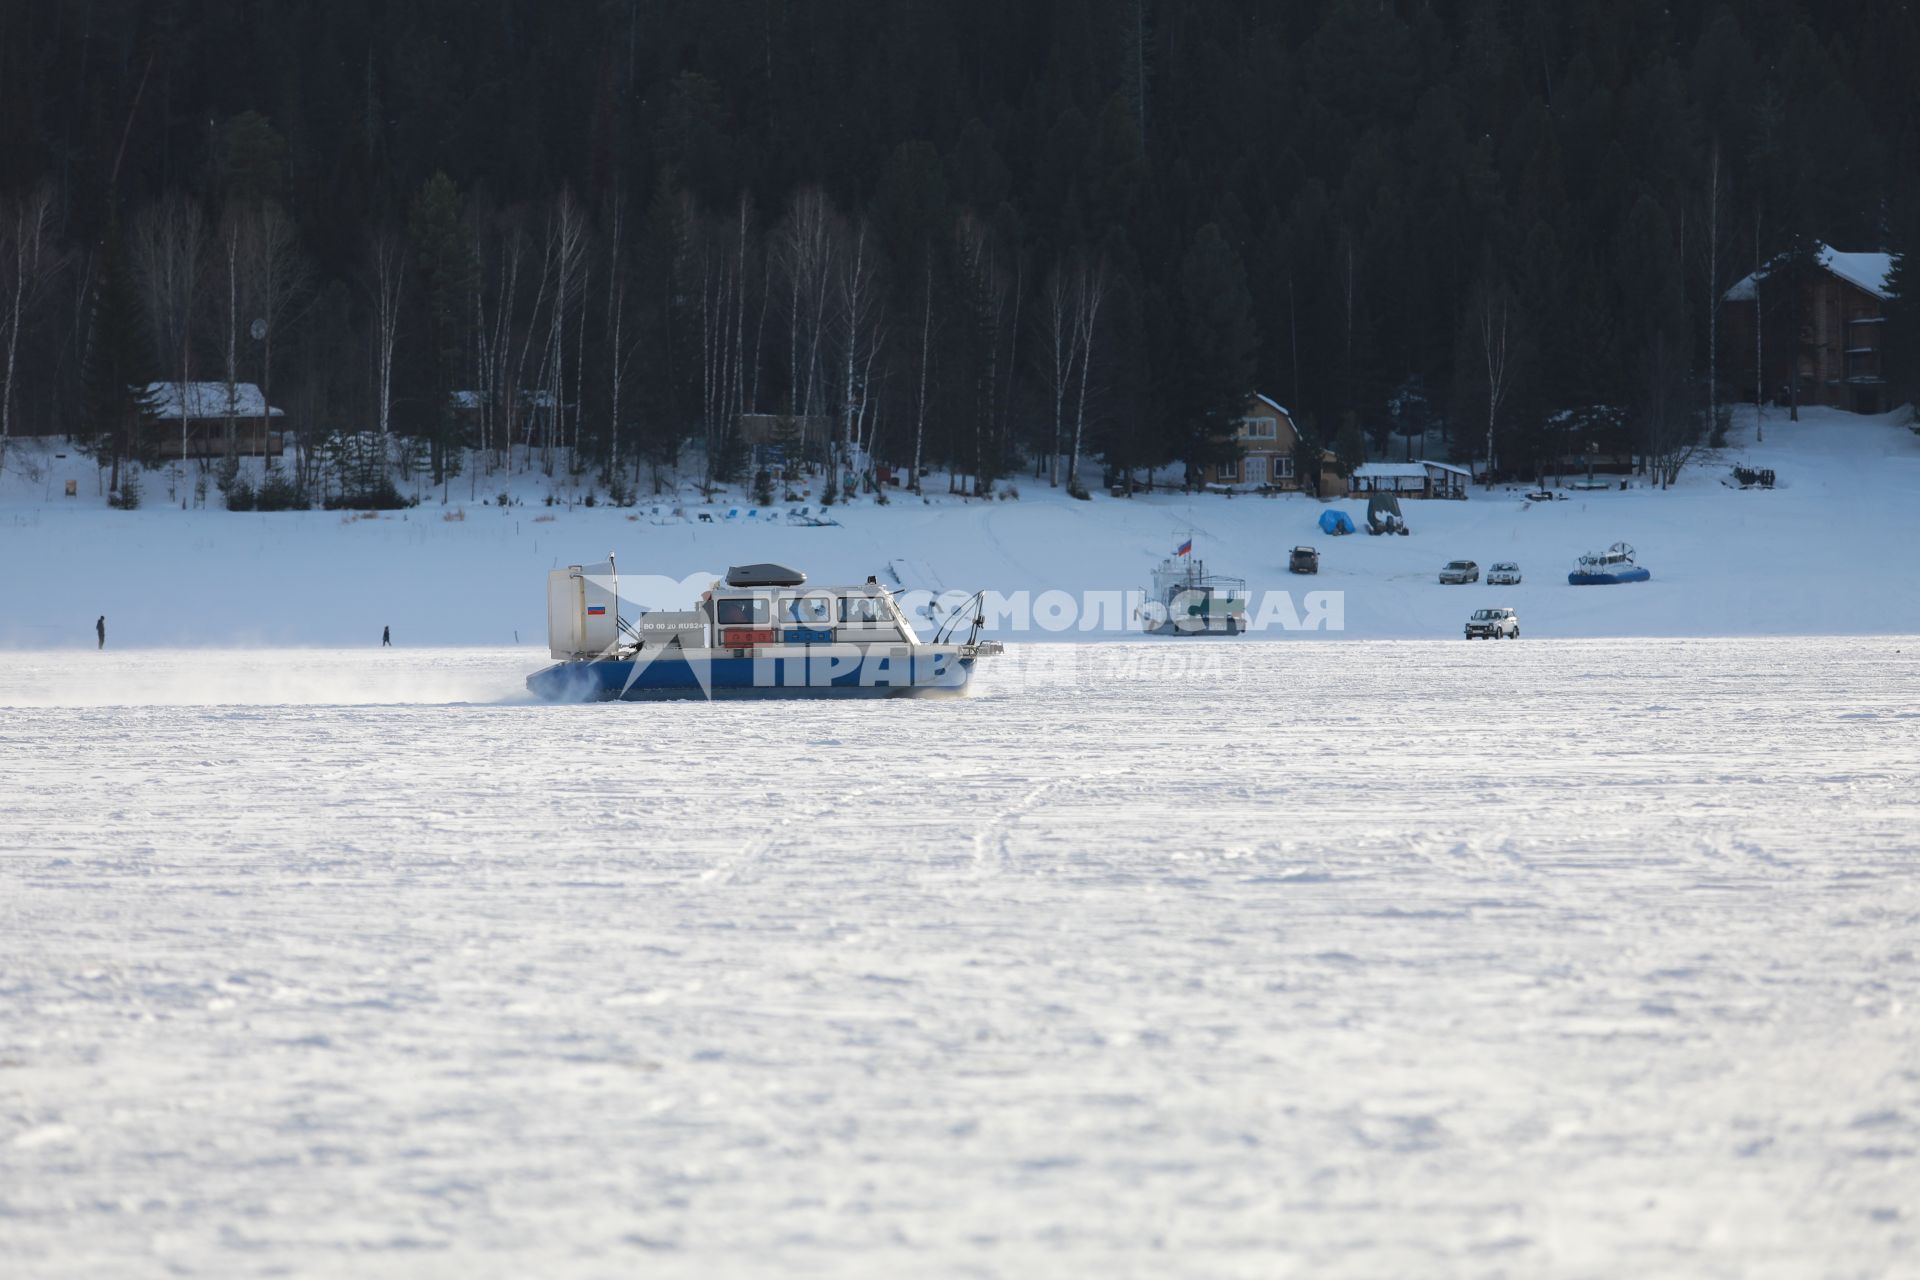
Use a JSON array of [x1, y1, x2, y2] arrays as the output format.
[[3, 405, 1917, 647]]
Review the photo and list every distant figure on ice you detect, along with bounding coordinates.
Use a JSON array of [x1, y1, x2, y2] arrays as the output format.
[[382, 625, 391, 647], [96, 615, 105, 650]]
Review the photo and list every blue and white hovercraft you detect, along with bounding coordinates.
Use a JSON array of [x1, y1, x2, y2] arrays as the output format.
[[526, 561, 1002, 701], [1568, 541, 1652, 586]]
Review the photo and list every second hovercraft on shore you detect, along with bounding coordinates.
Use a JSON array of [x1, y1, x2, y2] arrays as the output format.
[[1568, 541, 1651, 585]]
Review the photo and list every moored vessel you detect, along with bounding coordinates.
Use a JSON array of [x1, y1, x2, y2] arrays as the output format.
[[1568, 541, 1651, 585]]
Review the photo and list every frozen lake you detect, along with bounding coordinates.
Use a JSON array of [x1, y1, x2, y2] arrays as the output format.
[[2, 639, 1917, 1277]]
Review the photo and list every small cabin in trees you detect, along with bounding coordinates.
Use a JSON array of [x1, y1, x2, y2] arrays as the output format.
[[146, 381, 285, 457], [1721, 246, 1893, 415], [1204, 393, 1346, 496]]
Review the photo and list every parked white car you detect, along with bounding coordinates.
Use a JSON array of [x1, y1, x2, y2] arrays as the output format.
[[1465, 607, 1519, 639], [1487, 562, 1522, 585]]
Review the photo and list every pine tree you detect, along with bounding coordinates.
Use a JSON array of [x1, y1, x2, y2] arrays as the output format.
[[81, 226, 159, 500], [408, 172, 473, 489], [1882, 180, 1920, 422], [1172, 223, 1257, 478], [1333, 413, 1366, 478]]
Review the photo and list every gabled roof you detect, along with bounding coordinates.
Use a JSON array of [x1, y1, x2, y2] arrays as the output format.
[[1350, 462, 1430, 479], [144, 382, 282, 419], [1249, 392, 1293, 418], [1724, 244, 1894, 303]]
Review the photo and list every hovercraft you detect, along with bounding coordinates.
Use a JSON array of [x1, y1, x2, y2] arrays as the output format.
[[526, 561, 1002, 701], [1568, 542, 1651, 585]]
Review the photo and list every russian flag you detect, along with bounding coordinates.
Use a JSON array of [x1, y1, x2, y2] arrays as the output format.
[[1176, 539, 1192, 557], [586, 604, 607, 616]]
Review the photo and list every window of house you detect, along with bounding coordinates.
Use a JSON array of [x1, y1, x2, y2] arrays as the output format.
[[1240, 416, 1278, 440], [1218, 458, 1240, 481], [1275, 454, 1295, 479]]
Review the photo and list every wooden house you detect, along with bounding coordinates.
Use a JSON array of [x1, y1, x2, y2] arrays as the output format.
[[1721, 245, 1894, 415], [1203, 393, 1346, 496], [146, 382, 285, 457]]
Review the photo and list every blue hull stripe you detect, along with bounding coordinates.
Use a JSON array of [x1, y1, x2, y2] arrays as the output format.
[[527, 652, 978, 702]]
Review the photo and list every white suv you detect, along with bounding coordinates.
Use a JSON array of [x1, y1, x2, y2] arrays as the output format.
[[1465, 607, 1519, 639]]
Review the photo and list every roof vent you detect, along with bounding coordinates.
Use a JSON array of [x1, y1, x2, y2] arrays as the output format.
[[725, 563, 807, 588]]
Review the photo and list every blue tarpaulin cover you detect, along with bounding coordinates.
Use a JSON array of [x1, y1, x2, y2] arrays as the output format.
[[1318, 509, 1356, 535]]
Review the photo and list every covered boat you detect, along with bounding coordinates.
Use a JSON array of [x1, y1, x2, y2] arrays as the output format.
[[1568, 542, 1651, 585], [527, 560, 1001, 701]]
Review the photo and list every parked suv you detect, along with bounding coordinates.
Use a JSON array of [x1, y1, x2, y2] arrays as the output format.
[[1438, 559, 1480, 584], [1289, 545, 1320, 574], [1465, 607, 1519, 639]]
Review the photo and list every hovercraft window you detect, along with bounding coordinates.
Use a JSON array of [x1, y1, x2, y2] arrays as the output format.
[[786, 596, 834, 625], [841, 596, 887, 624], [716, 598, 769, 626]]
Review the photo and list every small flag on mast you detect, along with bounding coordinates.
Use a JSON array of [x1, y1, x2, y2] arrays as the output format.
[[1176, 538, 1193, 557]]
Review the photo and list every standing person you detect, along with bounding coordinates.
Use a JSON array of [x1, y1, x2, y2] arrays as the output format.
[[381, 625, 391, 647], [96, 616, 105, 650]]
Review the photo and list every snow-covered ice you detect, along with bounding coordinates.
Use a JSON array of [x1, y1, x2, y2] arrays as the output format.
[[3, 639, 1917, 1276]]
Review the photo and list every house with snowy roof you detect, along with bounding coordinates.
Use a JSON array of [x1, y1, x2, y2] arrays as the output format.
[[145, 381, 285, 457], [1721, 245, 1895, 415], [1204, 393, 1346, 496]]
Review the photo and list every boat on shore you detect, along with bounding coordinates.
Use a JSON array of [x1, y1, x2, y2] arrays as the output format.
[[526, 561, 1001, 701], [1568, 542, 1651, 585], [1138, 547, 1247, 635]]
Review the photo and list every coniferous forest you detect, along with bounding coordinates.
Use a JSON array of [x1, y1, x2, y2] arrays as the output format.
[[1, 0, 1916, 505]]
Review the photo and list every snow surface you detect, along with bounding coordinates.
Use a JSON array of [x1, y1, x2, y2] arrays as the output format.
[[3, 407, 1918, 648], [2, 639, 1917, 1277]]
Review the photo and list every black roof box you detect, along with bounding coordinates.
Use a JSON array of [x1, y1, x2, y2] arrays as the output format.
[[725, 563, 807, 588]]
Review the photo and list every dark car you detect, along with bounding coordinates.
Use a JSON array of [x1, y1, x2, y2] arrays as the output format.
[[1289, 545, 1320, 574]]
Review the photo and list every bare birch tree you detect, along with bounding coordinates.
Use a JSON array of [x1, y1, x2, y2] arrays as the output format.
[[1478, 288, 1513, 489], [368, 230, 405, 445], [238, 203, 312, 458], [837, 217, 887, 488], [221, 216, 240, 456], [774, 187, 840, 466], [603, 191, 628, 479], [909, 248, 937, 493], [1037, 258, 1076, 487], [1066, 254, 1111, 494], [133, 191, 208, 470], [544, 189, 589, 472], [0, 185, 59, 472]]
